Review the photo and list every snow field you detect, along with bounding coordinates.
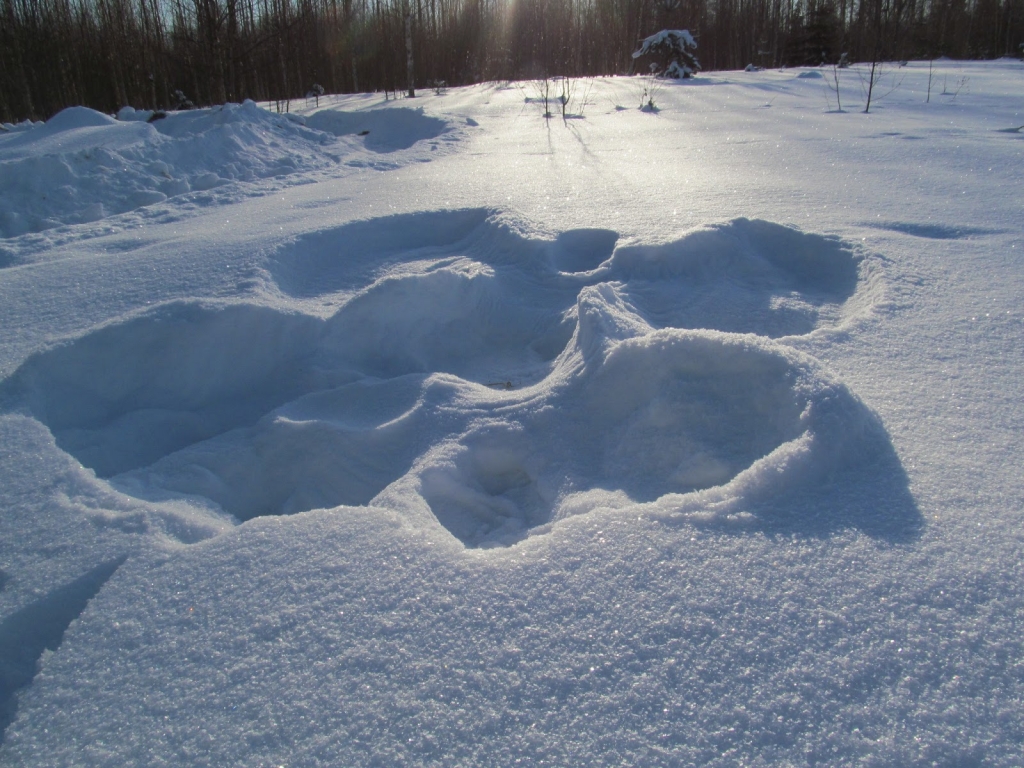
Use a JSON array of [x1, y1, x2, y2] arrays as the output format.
[[1, 59, 1022, 766]]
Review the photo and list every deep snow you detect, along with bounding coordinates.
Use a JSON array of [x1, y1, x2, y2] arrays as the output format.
[[1, 60, 1022, 766]]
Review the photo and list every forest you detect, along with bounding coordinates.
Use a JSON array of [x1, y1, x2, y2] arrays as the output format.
[[2, 0, 1023, 123]]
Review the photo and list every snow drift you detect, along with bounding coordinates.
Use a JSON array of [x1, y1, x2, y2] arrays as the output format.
[[0, 101, 454, 239]]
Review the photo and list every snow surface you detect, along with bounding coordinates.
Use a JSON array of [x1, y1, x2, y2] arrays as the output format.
[[1, 60, 1023, 765]]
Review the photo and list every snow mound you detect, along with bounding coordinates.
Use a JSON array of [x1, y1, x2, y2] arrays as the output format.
[[42, 106, 118, 130], [1, 213, 901, 547], [0, 119, 42, 134], [0, 101, 452, 239]]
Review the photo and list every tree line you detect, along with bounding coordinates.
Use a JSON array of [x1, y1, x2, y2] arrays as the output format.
[[2, 0, 1022, 122]]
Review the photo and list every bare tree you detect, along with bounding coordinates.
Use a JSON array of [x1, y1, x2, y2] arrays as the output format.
[[404, 0, 414, 96], [2, 0, 1023, 122]]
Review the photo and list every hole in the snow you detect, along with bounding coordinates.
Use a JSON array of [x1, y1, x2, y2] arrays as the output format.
[[575, 330, 809, 501], [419, 330, 819, 547], [609, 218, 862, 338], [0, 303, 325, 477], [267, 208, 492, 299], [863, 221, 1005, 240], [320, 264, 574, 380], [113, 376, 429, 522], [419, 324, 919, 548], [549, 228, 618, 273], [421, 432, 552, 548]]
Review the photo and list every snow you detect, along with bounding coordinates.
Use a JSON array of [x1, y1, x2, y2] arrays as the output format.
[[633, 28, 698, 55], [0, 99, 460, 239], [2, 60, 1024, 765], [633, 29, 701, 78]]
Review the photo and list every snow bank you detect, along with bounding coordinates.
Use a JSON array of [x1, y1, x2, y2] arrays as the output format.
[[0, 101, 453, 239]]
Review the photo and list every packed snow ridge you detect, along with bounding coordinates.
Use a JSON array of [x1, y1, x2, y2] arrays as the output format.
[[1, 212, 910, 547]]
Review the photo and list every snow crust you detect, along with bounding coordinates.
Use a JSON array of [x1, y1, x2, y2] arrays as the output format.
[[1, 60, 1023, 766]]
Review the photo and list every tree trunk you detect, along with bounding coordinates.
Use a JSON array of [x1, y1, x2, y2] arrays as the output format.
[[405, 0, 415, 97]]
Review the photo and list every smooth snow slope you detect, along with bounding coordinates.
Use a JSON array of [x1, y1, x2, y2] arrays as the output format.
[[1, 60, 1022, 766]]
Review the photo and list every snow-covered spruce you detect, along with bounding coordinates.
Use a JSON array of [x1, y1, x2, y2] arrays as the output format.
[[632, 29, 701, 78]]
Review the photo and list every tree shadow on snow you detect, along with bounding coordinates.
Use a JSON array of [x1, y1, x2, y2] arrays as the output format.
[[0, 557, 125, 746], [305, 107, 449, 153], [862, 221, 1006, 240]]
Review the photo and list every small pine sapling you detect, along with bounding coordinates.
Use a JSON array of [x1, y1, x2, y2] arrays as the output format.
[[532, 77, 553, 118], [637, 65, 664, 111], [171, 89, 194, 110], [556, 77, 592, 120], [941, 73, 969, 99]]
